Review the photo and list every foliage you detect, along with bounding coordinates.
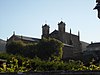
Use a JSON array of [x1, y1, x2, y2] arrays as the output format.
[[6, 41, 37, 58], [5, 38, 100, 72], [22, 43, 37, 58], [0, 54, 100, 72], [6, 38, 63, 60], [6, 41, 25, 55], [36, 38, 63, 60], [82, 51, 100, 65]]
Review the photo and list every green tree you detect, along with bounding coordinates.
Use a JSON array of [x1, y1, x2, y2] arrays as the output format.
[[36, 38, 63, 60], [6, 41, 25, 55], [23, 43, 37, 58], [6, 41, 37, 58]]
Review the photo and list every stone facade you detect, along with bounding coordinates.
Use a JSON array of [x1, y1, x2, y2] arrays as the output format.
[[86, 42, 100, 51], [42, 21, 82, 59]]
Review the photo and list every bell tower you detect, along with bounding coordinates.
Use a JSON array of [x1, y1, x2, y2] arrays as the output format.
[[42, 24, 50, 38], [58, 21, 66, 43], [58, 21, 66, 33]]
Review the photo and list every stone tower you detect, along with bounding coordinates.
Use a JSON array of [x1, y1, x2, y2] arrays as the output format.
[[58, 21, 66, 33], [58, 21, 66, 43], [42, 24, 50, 38]]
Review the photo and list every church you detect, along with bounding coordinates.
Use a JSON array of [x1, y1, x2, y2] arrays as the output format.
[[42, 21, 82, 59], [7, 21, 88, 59]]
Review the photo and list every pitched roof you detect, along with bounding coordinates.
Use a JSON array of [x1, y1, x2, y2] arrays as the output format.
[[49, 30, 58, 35], [87, 42, 100, 47], [49, 30, 75, 47], [50, 30, 78, 37], [13, 35, 40, 42]]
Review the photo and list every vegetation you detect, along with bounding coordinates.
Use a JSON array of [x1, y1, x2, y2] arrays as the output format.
[[36, 38, 63, 60], [5, 38, 100, 72], [6, 38, 63, 60], [0, 53, 100, 72]]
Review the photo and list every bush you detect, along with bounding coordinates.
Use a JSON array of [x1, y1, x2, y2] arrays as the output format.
[[0, 54, 100, 72]]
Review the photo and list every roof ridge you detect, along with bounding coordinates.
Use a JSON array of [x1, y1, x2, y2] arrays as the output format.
[[14, 34, 40, 39]]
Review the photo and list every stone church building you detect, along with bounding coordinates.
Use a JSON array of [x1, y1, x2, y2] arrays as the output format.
[[42, 21, 82, 59], [7, 21, 88, 59]]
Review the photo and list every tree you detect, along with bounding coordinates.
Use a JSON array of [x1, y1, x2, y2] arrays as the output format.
[[36, 38, 63, 60], [23, 43, 37, 58], [6, 38, 63, 60], [6, 41, 25, 55], [6, 40, 37, 58]]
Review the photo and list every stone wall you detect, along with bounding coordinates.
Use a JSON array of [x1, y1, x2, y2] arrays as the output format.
[[62, 45, 74, 59]]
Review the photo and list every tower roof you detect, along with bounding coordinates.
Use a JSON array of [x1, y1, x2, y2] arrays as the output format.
[[58, 21, 66, 25], [42, 24, 49, 28]]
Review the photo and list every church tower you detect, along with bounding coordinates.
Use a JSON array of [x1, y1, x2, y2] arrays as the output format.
[[58, 21, 66, 43], [58, 21, 66, 32], [42, 24, 50, 38]]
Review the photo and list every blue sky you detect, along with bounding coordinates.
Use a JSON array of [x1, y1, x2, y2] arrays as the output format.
[[0, 0, 99, 43]]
